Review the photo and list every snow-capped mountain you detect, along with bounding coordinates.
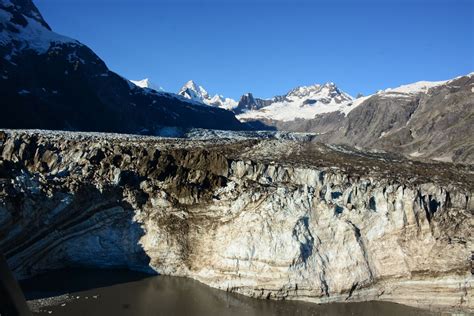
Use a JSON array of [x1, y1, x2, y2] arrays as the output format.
[[176, 80, 357, 121], [178, 80, 209, 102], [178, 80, 238, 110], [130, 78, 164, 92], [236, 82, 355, 122]]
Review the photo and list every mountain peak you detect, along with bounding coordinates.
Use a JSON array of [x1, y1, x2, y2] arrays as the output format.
[[178, 81, 237, 110], [239, 93, 255, 101], [183, 80, 199, 91], [185, 79, 196, 85], [234, 92, 271, 114], [178, 80, 209, 101]]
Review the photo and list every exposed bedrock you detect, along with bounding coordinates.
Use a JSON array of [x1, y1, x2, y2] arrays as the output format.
[[0, 130, 472, 312]]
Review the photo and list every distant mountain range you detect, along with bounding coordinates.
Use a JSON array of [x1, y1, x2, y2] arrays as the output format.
[[132, 78, 355, 120], [134, 75, 471, 126], [131, 74, 473, 163]]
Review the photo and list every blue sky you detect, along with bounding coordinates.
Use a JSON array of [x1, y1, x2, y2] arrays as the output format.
[[36, 0, 473, 99]]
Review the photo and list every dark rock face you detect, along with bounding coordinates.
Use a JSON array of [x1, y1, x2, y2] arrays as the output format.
[[0, 0, 247, 133], [234, 93, 273, 114]]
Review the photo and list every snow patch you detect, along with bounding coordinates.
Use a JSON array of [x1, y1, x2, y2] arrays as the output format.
[[432, 156, 453, 163], [130, 78, 164, 92], [381, 80, 447, 95]]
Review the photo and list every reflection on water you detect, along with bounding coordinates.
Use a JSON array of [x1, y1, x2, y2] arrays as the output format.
[[21, 269, 437, 316]]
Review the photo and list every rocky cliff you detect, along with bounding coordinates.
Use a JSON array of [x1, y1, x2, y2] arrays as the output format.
[[0, 130, 472, 312]]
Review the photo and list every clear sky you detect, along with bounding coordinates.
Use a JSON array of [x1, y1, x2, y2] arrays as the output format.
[[35, 0, 473, 99]]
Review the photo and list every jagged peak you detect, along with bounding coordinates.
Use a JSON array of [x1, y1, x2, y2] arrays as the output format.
[[239, 92, 255, 100], [183, 79, 198, 89], [182, 80, 205, 92], [179, 80, 208, 97]]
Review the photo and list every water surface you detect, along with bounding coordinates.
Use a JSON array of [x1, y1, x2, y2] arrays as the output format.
[[21, 269, 439, 316]]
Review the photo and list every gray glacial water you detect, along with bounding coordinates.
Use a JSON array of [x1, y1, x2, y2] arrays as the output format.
[[21, 269, 438, 316]]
